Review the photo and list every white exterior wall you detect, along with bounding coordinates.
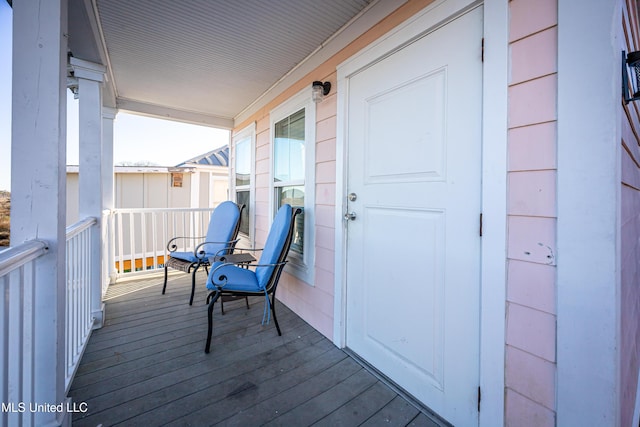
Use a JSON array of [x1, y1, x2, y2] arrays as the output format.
[[67, 167, 229, 224]]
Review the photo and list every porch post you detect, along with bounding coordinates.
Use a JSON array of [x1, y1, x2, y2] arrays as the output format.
[[102, 107, 116, 212], [70, 57, 106, 329], [557, 0, 621, 424], [102, 107, 118, 285], [11, 0, 70, 425]]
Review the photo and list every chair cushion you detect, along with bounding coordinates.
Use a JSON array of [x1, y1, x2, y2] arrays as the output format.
[[169, 251, 200, 264], [202, 201, 241, 256], [207, 262, 261, 293], [255, 204, 292, 287]]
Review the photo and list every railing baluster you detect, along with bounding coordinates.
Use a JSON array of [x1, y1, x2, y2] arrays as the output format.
[[8, 268, 22, 425], [141, 212, 147, 271], [151, 212, 158, 270], [128, 212, 136, 273], [117, 211, 124, 274], [0, 275, 7, 426], [23, 263, 35, 426]]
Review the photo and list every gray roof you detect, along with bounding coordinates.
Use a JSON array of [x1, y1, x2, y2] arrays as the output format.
[[175, 145, 229, 168]]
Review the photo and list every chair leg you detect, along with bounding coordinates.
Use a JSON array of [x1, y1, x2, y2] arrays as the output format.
[[244, 296, 250, 310], [189, 264, 200, 306], [205, 291, 220, 354], [162, 264, 169, 294], [270, 294, 282, 336]]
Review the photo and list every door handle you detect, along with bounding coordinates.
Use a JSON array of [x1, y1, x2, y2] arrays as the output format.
[[344, 211, 357, 221]]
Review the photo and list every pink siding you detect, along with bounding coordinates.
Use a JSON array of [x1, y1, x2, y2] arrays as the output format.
[[507, 260, 555, 315], [506, 0, 558, 424], [509, 0, 557, 42], [508, 122, 557, 171], [621, 2, 640, 424], [506, 346, 556, 410], [505, 389, 556, 427]]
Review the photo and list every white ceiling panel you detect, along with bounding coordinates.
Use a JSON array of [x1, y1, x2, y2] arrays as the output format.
[[71, 0, 373, 126]]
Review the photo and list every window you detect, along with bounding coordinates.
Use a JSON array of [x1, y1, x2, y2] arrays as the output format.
[[171, 172, 183, 188], [232, 124, 255, 243], [270, 90, 315, 284], [274, 109, 305, 254]]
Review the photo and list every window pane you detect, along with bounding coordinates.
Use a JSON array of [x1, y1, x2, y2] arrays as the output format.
[[274, 108, 305, 183], [236, 190, 250, 236], [276, 185, 304, 255], [235, 137, 251, 187]]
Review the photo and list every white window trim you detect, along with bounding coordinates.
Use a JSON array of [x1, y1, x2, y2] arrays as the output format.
[[231, 122, 256, 248], [269, 89, 316, 285]]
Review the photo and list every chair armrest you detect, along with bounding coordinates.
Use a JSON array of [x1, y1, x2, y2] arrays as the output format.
[[194, 239, 240, 259], [209, 260, 287, 288], [209, 246, 265, 260], [166, 236, 205, 252], [226, 247, 265, 254]]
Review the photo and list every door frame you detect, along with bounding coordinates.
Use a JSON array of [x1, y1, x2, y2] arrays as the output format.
[[332, 1, 508, 425]]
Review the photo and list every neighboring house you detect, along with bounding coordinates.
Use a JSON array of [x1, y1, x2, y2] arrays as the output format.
[[6, 1, 640, 426], [66, 146, 229, 225]]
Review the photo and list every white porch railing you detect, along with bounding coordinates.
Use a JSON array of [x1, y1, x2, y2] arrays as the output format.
[[0, 206, 217, 427], [65, 217, 98, 392], [106, 207, 215, 280], [0, 240, 48, 427]]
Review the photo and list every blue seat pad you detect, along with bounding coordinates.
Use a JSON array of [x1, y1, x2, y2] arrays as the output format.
[[207, 262, 262, 293], [169, 251, 213, 264]]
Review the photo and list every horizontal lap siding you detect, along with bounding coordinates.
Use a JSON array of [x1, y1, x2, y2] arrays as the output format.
[[506, 0, 558, 424], [621, 2, 640, 425]]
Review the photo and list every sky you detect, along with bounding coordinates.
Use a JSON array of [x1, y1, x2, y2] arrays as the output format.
[[0, 2, 229, 192]]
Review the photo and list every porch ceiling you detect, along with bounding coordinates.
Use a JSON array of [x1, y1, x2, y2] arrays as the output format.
[[67, 0, 373, 128]]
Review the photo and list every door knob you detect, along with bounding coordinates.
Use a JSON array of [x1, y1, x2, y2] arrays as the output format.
[[344, 211, 357, 221]]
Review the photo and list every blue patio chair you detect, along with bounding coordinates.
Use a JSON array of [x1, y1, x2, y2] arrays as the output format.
[[204, 204, 301, 353], [162, 201, 243, 305]]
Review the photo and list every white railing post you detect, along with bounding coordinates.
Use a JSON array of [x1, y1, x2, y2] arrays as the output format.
[[101, 210, 110, 295]]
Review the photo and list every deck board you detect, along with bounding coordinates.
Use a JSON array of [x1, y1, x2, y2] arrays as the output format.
[[69, 271, 449, 426]]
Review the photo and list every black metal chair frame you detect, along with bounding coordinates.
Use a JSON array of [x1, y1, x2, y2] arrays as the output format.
[[204, 207, 301, 354], [162, 204, 244, 305]]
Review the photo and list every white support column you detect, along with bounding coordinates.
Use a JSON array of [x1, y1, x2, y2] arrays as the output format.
[[70, 57, 106, 329], [102, 107, 118, 285], [557, 0, 621, 424], [102, 107, 116, 212], [11, 0, 70, 425]]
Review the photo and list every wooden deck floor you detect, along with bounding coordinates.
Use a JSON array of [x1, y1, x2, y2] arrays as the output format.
[[69, 272, 447, 426]]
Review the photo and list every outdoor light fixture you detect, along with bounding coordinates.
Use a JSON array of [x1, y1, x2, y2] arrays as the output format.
[[67, 76, 79, 99], [312, 81, 331, 103], [623, 50, 640, 103]]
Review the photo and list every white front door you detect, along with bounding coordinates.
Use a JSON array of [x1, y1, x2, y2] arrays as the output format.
[[345, 7, 483, 426]]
